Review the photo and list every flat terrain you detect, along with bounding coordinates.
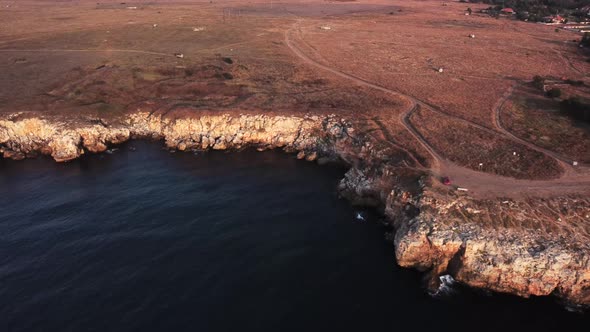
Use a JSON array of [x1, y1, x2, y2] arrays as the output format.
[[1, 0, 589, 198]]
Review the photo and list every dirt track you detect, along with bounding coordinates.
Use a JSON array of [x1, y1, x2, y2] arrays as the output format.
[[284, 16, 590, 199]]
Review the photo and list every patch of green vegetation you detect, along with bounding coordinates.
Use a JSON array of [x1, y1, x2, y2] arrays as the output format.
[[532, 75, 545, 90], [565, 79, 585, 86], [468, 0, 587, 22], [546, 88, 562, 98], [93, 102, 126, 118]]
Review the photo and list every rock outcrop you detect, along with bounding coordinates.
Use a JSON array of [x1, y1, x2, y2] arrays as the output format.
[[0, 112, 353, 163], [393, 191, 590, 306]]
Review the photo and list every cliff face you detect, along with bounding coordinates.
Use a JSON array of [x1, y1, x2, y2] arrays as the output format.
[[0, 112, 352, 162], [0, 117, 130, 162], [392, 192, 590, 306], [1, 111, 590, 307], [334, 157, 590, 307]]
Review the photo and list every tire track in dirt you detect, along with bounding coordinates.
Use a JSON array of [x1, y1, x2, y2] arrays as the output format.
[[0, 40, 253, 57], [399, 105, 444, 171], [370, 116, 426, 169], [284, 21, 468, 173], [552, 48, 585, 77], [0, 48, 174, 57], [285, 14, 501, 135]]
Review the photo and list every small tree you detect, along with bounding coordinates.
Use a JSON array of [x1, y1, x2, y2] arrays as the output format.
[[546, 88, 562, 98], [581, 33, 590, 48], [561, 97, 590, 123], [467, 7, 472, 15], [532, 75, 545, 90]]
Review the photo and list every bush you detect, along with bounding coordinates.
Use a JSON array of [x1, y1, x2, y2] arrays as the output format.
[[546, 88, 562, 98], [561, 97, 590, 123], [565, 79, 584, 86], [532, 75, 545, 89]]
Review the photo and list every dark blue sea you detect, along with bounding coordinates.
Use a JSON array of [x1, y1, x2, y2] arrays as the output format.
[[1, 142, 588, 332]]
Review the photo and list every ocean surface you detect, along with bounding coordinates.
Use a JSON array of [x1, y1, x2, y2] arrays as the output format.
[[1, 142, 589, 332]]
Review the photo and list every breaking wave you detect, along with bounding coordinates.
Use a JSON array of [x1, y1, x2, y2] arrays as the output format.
[[430, 274, 457, 297]]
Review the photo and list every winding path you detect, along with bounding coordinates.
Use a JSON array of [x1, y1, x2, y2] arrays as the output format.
[[284, 21, 441, 168], [283, 18, 590, 198]]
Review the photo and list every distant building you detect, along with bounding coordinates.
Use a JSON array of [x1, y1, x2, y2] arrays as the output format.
[[543, 15, 566, 24]]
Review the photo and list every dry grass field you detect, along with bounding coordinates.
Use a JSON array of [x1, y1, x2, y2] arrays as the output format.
[[501, 85, 590, 164], [0, 0, 589, 197]]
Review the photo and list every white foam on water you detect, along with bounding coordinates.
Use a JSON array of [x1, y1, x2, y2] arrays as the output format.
[[430, 274, 457, 297], [565, 304, 585, 313]]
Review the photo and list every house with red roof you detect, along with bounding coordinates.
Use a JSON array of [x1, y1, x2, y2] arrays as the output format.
[[543, 15, 566, 24]]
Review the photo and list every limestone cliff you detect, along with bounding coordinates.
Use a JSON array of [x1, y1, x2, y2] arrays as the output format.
[[0, 112, 353, 162], [393, 191, 590, 306], [1, 111, 590, 308], [338, 164, 590, 307]]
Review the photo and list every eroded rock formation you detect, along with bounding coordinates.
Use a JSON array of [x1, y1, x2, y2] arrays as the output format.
[[0, 112, 353, 162]]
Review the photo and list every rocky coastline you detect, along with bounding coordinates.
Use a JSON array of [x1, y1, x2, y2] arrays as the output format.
[[1, 111, 589, 308]]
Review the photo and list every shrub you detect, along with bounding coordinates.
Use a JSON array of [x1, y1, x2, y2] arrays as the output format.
[[546, 88, 562, 98], [561, 97, 590, 123], [532, 75, 545, 89], [565, 79, 584, 86]]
